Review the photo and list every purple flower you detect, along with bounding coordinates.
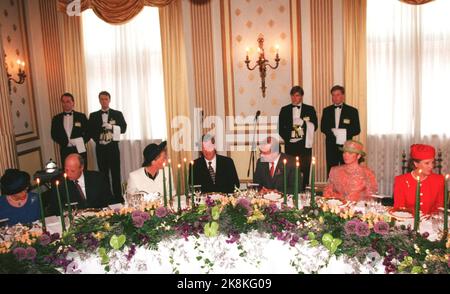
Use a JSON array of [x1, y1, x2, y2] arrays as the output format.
[[373, 221, 390, 235], [237, 198, 253, 215], [12, 247, 27, 261], [66, 261, 81, 274], [344, 220, 360, 235], [50, 233, 60, 242], [25, 247, 37, 260], [39, 233, 51, 246], [132, 216, 145, 228], [131, 211, 149, 228], [422, 232, 430, 239], [155, 206, 168, 218], [205, 196, 215, 207], [289, 239, 297, 247], [355, 221, 370, 237]]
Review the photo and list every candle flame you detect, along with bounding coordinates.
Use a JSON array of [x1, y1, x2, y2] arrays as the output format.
[[190, 161, 194, 165], [36, 178, 40, 184], [21, 61, 25, 67], [295, 156, 299, 161], [275, 44, 279, 50], [283, 159, 287, 164], [246, 47, 249, 53], [16, 59, 21, 65], [312, 157, 316, 164], [178, 164, 181, 168], [446, 174, 449, 180], [168, 159, 171, 164], [64, 173, 67, 178], [56, 180, 59, 186], [163, 162, 166, 167], [296, 162, 300, 167], [183, 158, 187, 162]]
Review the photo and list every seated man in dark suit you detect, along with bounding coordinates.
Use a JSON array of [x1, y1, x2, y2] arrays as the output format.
[[191, 134, 240, 194], [253, 136, 302, 194], [50, 154, 114, 215]]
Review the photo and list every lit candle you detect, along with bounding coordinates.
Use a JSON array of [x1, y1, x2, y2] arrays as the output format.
[[190, 161, 195, 208], [36, 178, 46, 231], [311, 157, 316, 208], [168, 159, 173, 201], [63, 173, 73, 224], [55, 180, 66, 232], [294, 161, 299, 209], [245, 47, 249, 60], [275, 44, 279, 55], [414, 170, 421, 231], [283, 159, 287, 205], [444, 174, 449, 235], [177, 164, 181, 212], [16, 59, 21, 70], [162, 162, 167, 207]]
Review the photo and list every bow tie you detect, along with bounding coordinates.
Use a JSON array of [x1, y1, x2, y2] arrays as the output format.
[[101, 111, 109, 115], [63, 112, 73, 116], [292, 105, 301, 109], [334, 105, 342, 109]]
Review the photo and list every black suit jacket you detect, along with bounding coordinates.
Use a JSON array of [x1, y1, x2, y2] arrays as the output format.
[[50, 171, 113, 215], [253, 153, 302, 194], [51, 111, 89, 148], [320, 103, 360, 145], [88, 109, 127, 144], [278, 103, 318, 149], [191, 155, 240, 194]]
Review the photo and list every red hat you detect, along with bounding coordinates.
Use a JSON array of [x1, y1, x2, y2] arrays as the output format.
[[410, 144, 435, 161]]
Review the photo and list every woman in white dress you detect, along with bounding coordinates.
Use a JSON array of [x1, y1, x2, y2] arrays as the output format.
[[126, 141, 175, 198]]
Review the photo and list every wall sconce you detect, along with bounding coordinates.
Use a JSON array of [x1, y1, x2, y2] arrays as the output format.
[[5, 57, 26, 95], [245, 34, 280, 98]]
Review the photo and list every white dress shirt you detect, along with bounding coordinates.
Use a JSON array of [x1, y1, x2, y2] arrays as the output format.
[[204, 155, 217, 173], [292, 103, 302, 124], [63, 113, 73, 146], [334, 104, 342, 128]]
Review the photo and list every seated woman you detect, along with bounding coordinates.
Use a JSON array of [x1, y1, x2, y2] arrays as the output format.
[[323, 140, 378, 202], [0, 169, 41, 226], [394, 144, 444, 215], [126, 141, 175, 198]]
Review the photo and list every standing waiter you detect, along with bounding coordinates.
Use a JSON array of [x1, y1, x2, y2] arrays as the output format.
[[320, 85, 360, 176], [51, 92, 89, 166], [88, 91, 127, 203], [278, 86, 318, 190]]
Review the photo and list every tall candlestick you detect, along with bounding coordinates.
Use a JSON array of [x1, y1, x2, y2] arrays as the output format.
[[63, 173, 73, 224], [168, 159, 173, 201], [36, 178, 46, 231], [294, 161, 299, 209], [283, 159, 287, 205], [444, 174, 449, 235], [177, 164, 181, 212], [184, 158, 188, 199], [311, 157, 316, 208], [190, 161, 195, 208], [414, 170, 421, 231], [162, 163, 167, 207], [55, 181, 66, 232]]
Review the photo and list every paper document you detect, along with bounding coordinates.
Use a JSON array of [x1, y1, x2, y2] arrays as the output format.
[[333, 128, 347, 145], [113, 125, 121, 141], [72, 137, 86, 153]]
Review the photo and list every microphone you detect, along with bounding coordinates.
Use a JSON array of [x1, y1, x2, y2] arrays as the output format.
[[254, 110, 261, 121]]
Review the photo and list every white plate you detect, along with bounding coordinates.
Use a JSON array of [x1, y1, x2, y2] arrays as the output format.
[[326, 199, 346, 207], [263, 192, 282, 201]]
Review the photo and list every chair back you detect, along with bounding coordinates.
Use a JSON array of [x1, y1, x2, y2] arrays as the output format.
[[401, 149, 443, 174]]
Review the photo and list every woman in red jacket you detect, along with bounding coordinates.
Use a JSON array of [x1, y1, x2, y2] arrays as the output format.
[[393, 144, 444, 215]]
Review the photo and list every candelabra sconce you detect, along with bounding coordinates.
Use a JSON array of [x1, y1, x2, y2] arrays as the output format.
[[245, 35, 280, 98], [5, 57, 26, 95]]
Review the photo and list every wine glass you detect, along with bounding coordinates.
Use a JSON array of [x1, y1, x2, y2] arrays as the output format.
[[246, 183, 259, 198]]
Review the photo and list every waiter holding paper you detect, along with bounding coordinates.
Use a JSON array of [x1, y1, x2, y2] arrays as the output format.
[[88, 91, 127, 204], [51, 92, 89, 167], [321, 85, 360, 176]]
